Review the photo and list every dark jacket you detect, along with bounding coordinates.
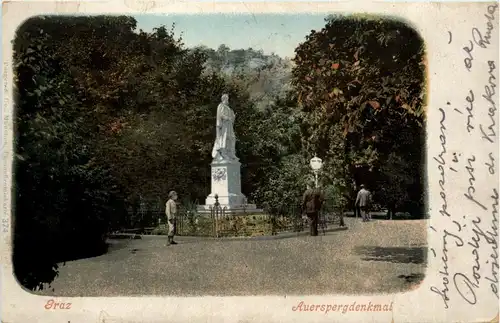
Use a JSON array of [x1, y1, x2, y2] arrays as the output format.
[[302, 188, 324, 214]]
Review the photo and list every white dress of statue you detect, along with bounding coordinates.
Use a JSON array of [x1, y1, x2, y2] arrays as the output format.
[[198, 93, 261, 213], [211, 94, 237, 161]]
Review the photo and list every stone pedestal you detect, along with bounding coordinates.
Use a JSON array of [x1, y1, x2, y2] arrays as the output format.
[[205, 160, 246, 206], [197, 159, 262, 214]]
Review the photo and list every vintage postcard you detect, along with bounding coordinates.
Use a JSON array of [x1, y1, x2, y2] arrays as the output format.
[[0, 1, 498, 322]]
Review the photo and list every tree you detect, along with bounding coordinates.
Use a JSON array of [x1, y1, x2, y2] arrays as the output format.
[[13, 16, 136, 290], [291, 15, 426, 215]]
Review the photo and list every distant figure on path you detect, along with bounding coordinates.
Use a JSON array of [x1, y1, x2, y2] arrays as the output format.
[[355, 184, 372, 222], [211, 94, 237, 161], [302, 185, 325, 236], [165, 191, 178, 245]]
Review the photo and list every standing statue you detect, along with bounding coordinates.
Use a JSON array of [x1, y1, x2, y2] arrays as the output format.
[[212, 94, 237, 161]]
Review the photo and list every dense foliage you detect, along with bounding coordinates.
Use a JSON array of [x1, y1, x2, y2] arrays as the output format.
[[291, 15, 426, 215], [12, 15, 425, 290]]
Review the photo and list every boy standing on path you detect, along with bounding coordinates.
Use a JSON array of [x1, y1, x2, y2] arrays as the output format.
[[165, 191, 178, 245]]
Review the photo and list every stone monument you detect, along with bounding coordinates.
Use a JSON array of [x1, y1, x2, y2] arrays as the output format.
[[198, 94, 261, 214]]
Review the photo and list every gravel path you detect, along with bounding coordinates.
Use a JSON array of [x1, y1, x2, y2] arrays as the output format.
[[34, 218, 427, 297]]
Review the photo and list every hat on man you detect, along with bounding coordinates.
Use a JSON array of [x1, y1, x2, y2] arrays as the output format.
[[168, 191, 177, 199]]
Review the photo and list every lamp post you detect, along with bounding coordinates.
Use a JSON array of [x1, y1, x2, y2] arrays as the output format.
[[309, 156, 323, 188]]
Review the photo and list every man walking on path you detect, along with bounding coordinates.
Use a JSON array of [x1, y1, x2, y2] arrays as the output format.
[[302, 185, 325, 236], [355, 184, 372, 222], [165, 191, 178, 245]]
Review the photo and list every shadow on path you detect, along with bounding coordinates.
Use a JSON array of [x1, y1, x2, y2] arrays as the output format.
[[355, 246, 426, 264], [397, 273, 425, 284]]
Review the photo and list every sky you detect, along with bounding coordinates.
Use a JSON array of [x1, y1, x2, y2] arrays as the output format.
[[134, 14, 328, 58]]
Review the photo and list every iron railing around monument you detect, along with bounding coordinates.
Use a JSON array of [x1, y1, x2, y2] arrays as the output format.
[[176, 205, 213, 237], [175, 197, 346, 238], [176, 196, 270, 238], [114, 195, 346, 237], [265, 203, 346, 235]]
